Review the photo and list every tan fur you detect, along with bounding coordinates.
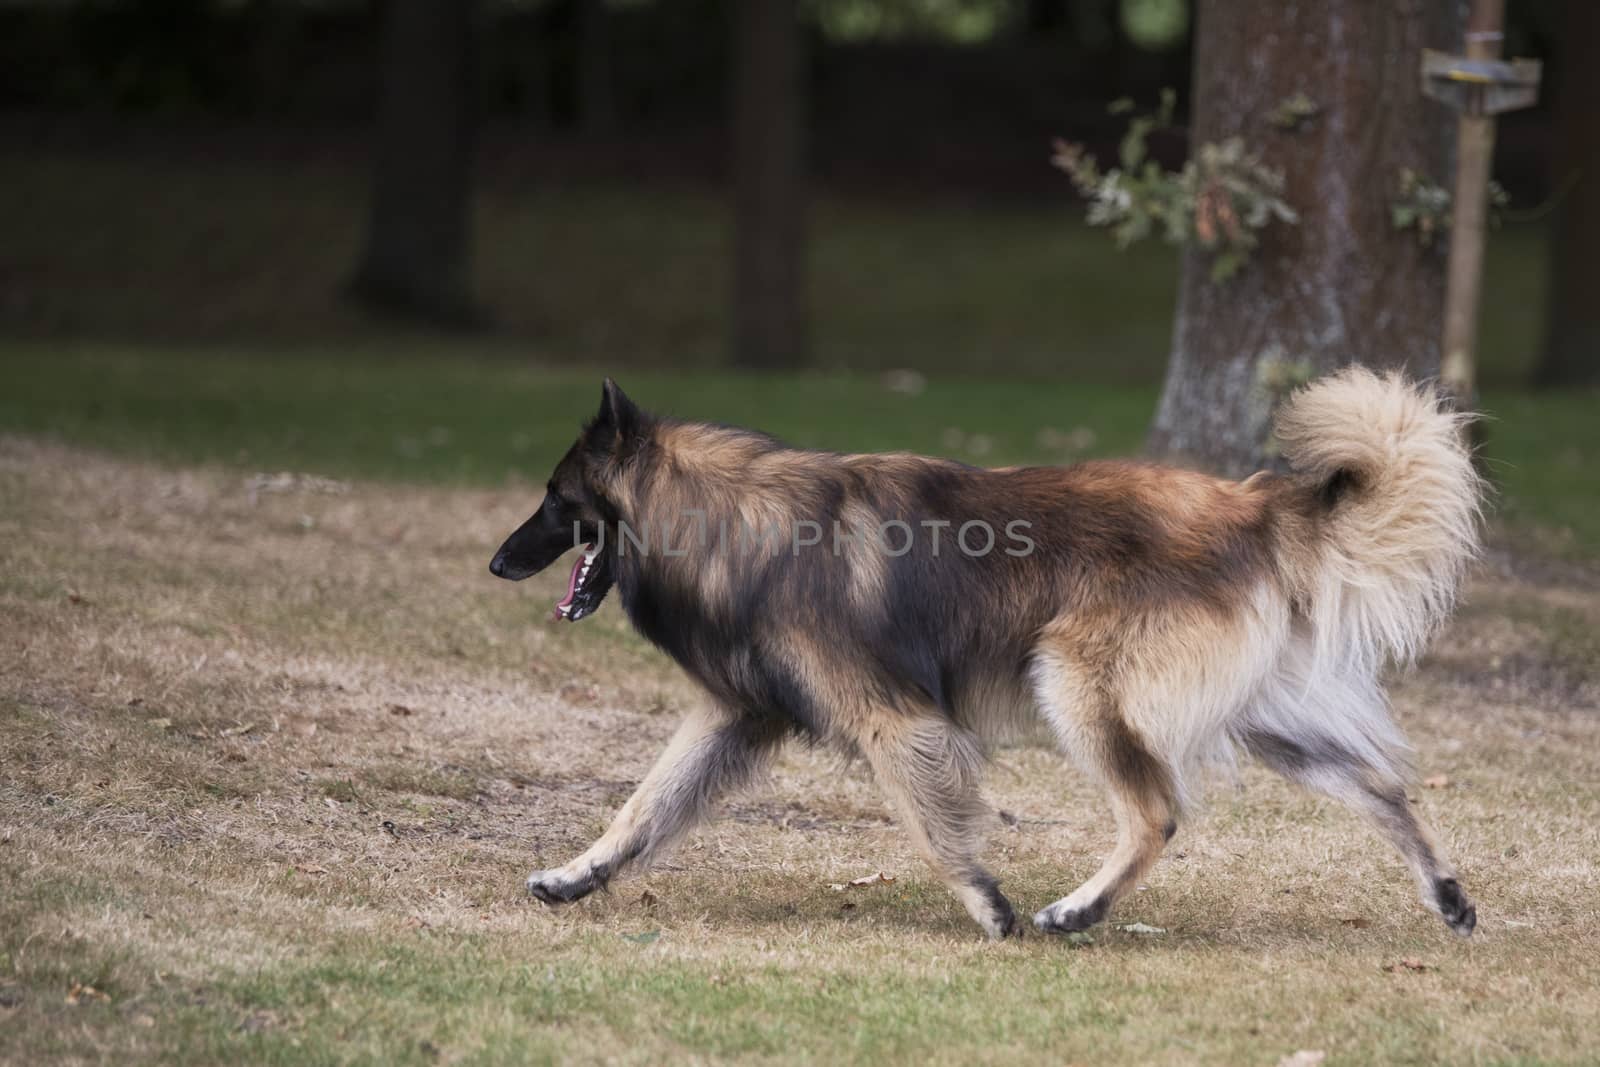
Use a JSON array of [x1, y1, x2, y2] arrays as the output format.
[[521, 370, 1485, 940], [1027, 369, 1483, 933]]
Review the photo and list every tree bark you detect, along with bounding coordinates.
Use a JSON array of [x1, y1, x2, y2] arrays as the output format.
[[576, 0, 617, 136], [731, 0, 807, 369], [1536, 0, 1600, 387], [1148, 0, 1467, 476], [348, 0, 479, 326]]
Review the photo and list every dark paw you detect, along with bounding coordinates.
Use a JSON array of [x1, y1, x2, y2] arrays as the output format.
[[968, 876, 1020, 940], [1033, 894, 1109, 935], [526, 867, 599, 905], [1433, 877, 1476, 937], [988, 893, 1019, 940]]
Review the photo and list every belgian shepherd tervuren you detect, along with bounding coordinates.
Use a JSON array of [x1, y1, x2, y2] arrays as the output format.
[[489, 369, 1482, 940]]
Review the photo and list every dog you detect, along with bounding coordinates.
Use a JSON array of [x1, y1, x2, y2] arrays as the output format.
[[490, 369, 1482, 940]]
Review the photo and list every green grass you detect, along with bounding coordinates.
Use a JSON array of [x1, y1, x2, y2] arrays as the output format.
[[0, 147, 1553, 384], [0, 341, 1153, 479], [3, 341, 1598, 554]]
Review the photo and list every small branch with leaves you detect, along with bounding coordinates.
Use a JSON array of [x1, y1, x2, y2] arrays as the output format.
[[1053, 92, 1299, 282], [1390, 168, 1510, 246]]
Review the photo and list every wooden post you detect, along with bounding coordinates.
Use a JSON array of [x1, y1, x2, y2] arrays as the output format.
[[1438, 0, 1505, 405]]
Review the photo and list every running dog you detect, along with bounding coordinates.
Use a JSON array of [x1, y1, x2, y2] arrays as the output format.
[[489, 369, 1482, 939]]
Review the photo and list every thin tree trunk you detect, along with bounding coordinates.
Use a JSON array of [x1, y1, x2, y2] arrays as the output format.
[[576, 0, 617, 136], [348, 0, 479, 326], [1536, 0, 1600, 387], [731, 0, 807, 369], [1148, 0, 1467, 476]]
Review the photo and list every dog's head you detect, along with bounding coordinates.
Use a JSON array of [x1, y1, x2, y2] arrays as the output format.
[[489, 378, 645, 622]]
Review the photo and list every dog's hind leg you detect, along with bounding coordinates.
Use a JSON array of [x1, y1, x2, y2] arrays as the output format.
[[859, 713, 1018, 940], [525, 703, 785, 905], [1030, 652, 1178, 935], [1242, 713, 1476, 937]]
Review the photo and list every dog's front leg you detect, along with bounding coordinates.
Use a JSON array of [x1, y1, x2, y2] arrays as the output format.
[[526, 704, 784, 905], [859, 712, 1017, 940]]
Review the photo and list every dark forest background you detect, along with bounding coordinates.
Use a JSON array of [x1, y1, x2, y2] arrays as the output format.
[[0, 0, 1582, 383]]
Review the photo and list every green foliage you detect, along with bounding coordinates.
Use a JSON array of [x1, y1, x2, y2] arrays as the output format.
[[1053, 93, 1299, 282], [1267, 91, 1320, 130], [1391, 168, 1511, 246], [810, 0, 1018, 42], [1254, 355, 1315, 459], [1119, 0, 1190, 51]]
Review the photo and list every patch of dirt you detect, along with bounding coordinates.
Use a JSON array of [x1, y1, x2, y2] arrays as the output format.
[[2, 440, 1599, 1067]]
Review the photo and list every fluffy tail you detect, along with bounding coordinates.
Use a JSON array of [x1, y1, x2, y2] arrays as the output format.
[[1274, 367, 1485, 674]]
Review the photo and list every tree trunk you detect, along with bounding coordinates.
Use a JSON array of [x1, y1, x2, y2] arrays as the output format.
[[348, 0, 479, 326], [1148, 0, 1466, 476], [731, 0, 807, 369], [1536, 0, 1600, 387], [576, 0, 617, 136]]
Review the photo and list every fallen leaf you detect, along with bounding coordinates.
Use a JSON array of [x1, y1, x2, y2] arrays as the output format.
[[131, 1012, 156, 1028], [835, 871, 896, 890], [558, 683, 601, 707], [637, 889, 658, 910], [621, 930, 661, 945], [1423, 774, 1451, 789], [1119, 922, 1166, 935], [1278, 1052, 1326, 1067], [1064, 931, 1095, 947], [149, 718, 172, 731], [403, 915, 431, 930], [292, 862, 329, 875], [1384, 957, 1433, 973], [65, 982, 110, 1005], [220, 723, 257, 738], [881, 369, 927, 396], [1339, 916, 1371, 929], [388, 704, 415, 717]]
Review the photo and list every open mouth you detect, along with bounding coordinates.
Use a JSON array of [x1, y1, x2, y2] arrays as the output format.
[[552, 543, 613, 622]]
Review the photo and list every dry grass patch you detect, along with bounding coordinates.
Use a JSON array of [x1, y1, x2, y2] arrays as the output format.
[[2, 437, 1599, 1065]]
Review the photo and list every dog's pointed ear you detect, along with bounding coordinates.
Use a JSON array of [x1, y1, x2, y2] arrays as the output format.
[[595, 377, 642, 440]]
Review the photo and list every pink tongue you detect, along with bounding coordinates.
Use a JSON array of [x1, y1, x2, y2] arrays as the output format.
[[553, 544, 592, 613]]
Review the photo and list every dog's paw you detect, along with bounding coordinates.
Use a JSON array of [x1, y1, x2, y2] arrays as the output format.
[[1432, 877, 1477, 937], [1032, 893, 1109, 936], [525, 867, 599, 905], [976, 894, 1019, 941], [958, 879, 1019, 941]]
